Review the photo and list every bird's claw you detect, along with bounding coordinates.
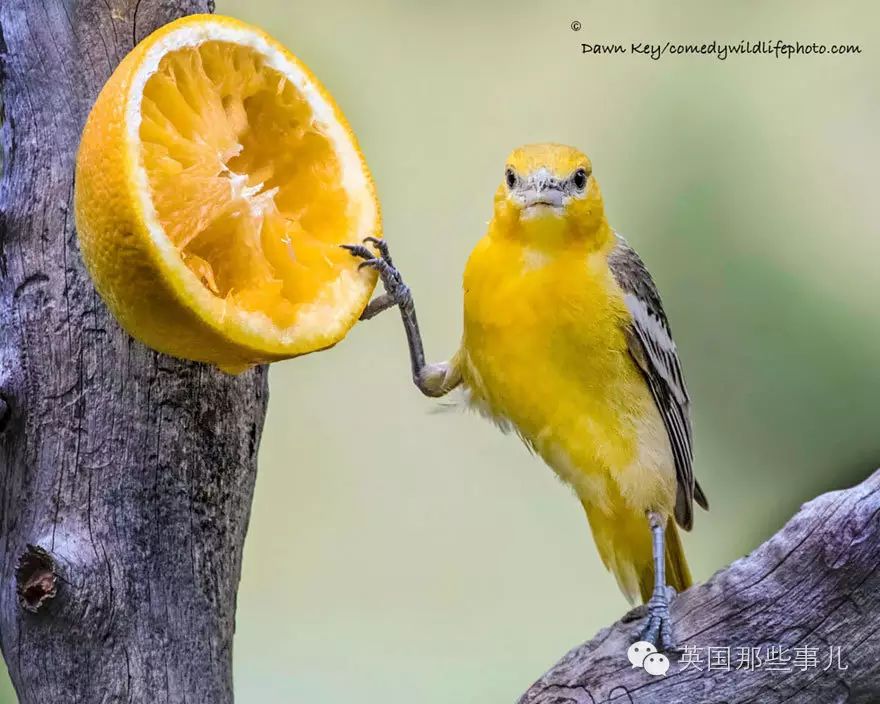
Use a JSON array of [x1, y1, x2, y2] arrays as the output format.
[[341, 238, 411, 310], [362, 235, 391, 263], [638, 591, 677, 652]]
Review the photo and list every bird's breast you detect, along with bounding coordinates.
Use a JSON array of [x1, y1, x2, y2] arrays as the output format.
[[458, 233, 671, 511]]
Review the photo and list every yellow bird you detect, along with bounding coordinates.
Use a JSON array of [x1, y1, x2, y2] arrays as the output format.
[[344, 143, 708, 648]]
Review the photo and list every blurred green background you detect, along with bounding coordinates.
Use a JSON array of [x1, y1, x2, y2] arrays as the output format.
[[2, 0, 879, 701]]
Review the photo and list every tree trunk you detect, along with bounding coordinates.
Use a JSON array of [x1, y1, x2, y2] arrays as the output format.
[[0, 2, 269, 702], [518, 470, 880, 704]]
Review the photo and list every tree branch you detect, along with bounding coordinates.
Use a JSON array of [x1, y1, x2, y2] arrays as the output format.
[[518, 470, 880, 704], [0, 2, 268, 702]]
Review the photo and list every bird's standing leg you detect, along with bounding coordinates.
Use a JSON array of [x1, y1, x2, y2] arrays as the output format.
[[638, 511, 676, 651], [342, 238, 460, 397]]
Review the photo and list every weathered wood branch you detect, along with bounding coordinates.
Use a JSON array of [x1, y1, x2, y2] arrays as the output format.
[[0, 2, 269, 702], [518, 470, 880, 704]]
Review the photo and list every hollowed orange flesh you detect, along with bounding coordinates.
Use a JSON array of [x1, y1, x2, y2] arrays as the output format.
[[140, 41, 355, 329]]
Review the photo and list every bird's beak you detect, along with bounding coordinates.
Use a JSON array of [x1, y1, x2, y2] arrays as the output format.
[[519, 169, 566, 212], [521, 186, 565, 209]]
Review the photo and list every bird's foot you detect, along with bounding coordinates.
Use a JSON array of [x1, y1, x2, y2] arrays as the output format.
[[341, 237, 412, 319], [638, 587, 677, 652]]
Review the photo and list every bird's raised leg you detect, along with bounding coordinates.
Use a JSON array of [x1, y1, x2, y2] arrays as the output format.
[[638, 510, 676, 651], [342, 237, 460, 398]]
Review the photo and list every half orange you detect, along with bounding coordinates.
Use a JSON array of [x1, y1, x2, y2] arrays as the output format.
[[75, 14, 380, 372]]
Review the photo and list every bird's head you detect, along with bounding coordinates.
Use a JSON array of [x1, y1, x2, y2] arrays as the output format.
[[493, 143, 607, 246]]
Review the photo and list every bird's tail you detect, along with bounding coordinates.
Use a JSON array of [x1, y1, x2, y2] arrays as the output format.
[[662, 518, 692, 601], [583, 502, 692, 604]]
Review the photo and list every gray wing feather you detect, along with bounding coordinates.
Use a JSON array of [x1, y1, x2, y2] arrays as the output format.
[[608, 233, 708, 530]]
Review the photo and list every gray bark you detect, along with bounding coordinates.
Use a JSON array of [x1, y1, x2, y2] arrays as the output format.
[[0, 1, 270, 703], [518, 469, 880, 704]]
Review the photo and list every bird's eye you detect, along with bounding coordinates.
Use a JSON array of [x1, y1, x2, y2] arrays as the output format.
[[505, 168, 517, 189], [573, 168, 588, 190]]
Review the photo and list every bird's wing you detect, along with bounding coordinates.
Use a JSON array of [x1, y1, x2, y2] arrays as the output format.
[[608, 233, 708, 530]]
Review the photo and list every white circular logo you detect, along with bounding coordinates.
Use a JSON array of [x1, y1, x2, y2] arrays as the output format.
[[643, 652, 670, 677], [627, 641, 657, 668]]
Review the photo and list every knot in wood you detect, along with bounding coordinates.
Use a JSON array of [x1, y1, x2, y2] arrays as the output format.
[[15, 545, 59, 613]]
